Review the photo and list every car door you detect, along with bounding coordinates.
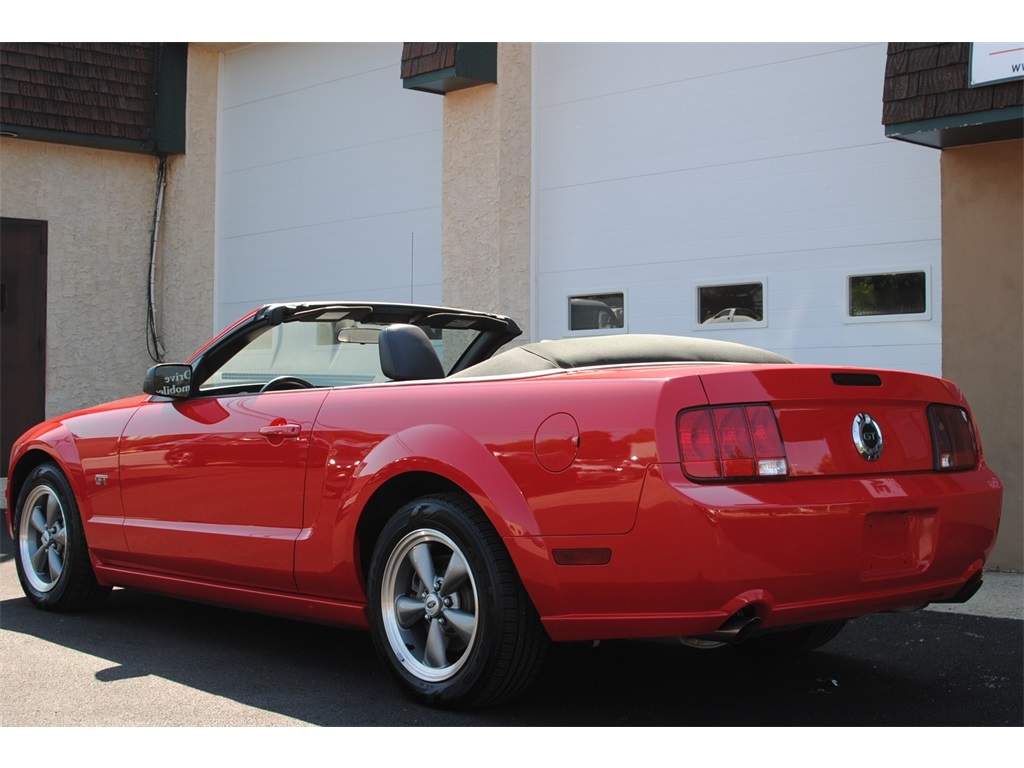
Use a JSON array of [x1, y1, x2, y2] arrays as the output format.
[[118, 388, 329, 591]]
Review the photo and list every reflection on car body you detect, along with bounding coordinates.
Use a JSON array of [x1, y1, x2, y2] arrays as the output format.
[[703, 307, 760, 324], [570, 297, 623, 330]]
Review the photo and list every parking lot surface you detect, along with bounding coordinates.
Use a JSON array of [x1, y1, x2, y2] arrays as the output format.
[[1, 518, 1020, 728]]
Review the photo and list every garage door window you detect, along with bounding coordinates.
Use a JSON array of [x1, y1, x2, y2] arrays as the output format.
[[698, 281, 765, 327], [569, 292, 625, 332], [848, 271, 928, 319]]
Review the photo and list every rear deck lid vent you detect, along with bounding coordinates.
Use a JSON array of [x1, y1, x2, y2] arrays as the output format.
[[831, 372, 882, 387]]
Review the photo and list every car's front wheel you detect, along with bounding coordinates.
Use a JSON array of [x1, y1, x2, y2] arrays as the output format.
[[12, 462, 111, 611], [367, 493, 548, 709]]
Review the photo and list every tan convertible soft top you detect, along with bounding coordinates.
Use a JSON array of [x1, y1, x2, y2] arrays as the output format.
[[450, 334, 793, 378]]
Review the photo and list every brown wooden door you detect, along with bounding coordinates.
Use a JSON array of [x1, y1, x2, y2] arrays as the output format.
[[1, 218, 48, 476]]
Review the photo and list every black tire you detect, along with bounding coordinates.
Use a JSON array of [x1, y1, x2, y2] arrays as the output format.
[[367, 493, 548, 709], [736, 620, 848, 656], [12, 462, 111, 611]]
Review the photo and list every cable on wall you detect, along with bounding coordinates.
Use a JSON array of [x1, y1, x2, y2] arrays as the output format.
[[146, 155, 168, 362]]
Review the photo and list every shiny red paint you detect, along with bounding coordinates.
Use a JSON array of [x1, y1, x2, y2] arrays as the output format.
[[117, 389, 330, 591], [523, 461, 1000, 641], [3, 309, 1003, 649]]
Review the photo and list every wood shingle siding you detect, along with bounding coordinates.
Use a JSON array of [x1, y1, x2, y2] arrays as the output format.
[[400, 43, 457, 79], [882, 42, 1023, 126], [1, 43, 158, 143]]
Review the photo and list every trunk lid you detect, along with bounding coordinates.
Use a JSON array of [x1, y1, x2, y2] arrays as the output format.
[[696, 366, 958, 477]]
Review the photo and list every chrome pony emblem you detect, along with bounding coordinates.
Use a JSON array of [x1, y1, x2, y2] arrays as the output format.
[[852, 413, 883, 461]]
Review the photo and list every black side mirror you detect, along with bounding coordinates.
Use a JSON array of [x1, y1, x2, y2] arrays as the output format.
[[143, 364, 194, 398]]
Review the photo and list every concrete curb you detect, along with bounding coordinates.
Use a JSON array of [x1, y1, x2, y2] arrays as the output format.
[[925, 570, 1023, 620]]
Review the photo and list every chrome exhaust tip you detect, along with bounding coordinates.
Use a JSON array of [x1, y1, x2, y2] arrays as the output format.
[[688, 610, 763, 645]]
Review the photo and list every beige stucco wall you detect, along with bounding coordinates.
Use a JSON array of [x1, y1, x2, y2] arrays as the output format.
[[0, 45, 218, 418], [941, 139, 1023, 571], [157, 45, 219, 368], [441, 43, 533, 339]]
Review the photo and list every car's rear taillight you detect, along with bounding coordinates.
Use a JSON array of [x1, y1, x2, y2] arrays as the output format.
[[928, 404, 979, 471], [677, 404, 788, 480]]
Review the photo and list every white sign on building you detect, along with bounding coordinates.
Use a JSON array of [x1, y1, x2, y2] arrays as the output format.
[[970, 43, 1024, 87]]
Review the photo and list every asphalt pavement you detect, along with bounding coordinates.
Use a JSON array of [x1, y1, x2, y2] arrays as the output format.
[[1, 500, 1020, 728]]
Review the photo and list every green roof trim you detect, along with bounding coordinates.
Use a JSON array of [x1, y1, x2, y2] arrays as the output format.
[[154, 43, 188, 155], [0, 43, 187, 156], [0, 125, 153, 154], [885, 106, 1024, 149], [403, 43, 497, 95]]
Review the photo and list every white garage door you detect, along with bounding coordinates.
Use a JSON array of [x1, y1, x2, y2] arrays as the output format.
[[535, 43, 942, 374], [216, 43, 442, 329]]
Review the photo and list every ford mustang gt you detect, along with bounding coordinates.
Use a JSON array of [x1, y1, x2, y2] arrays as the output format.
[[5, 301, 1002, 708]]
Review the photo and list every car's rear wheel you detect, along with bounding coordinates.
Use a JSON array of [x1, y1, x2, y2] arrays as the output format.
[[735, 620, 848, 656], [367, 493, 548, 709], [13, 462, 111, 611]]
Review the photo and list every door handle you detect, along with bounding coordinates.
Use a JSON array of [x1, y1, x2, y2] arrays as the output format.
[[259, 423, 302, 438]]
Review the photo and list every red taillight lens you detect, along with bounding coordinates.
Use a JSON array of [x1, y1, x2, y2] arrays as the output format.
[[928, 404, 979, 471], [677, 408, 720, 478], [714, 407, 755, 477], [745, 404, 789, 477], [678, 404, 788, 481]]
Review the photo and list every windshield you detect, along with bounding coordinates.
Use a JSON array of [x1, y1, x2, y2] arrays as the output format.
[[200, 319, 481, 393]]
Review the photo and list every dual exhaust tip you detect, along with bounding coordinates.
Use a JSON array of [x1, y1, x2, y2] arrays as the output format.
[[687, 574, 983, 645], [693, 579, 976, 644]]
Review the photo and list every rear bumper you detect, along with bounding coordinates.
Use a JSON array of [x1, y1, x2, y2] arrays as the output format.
[[507, 463, 1002, 643]]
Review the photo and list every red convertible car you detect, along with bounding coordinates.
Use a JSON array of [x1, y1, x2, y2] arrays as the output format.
[[5, 301, 1003, 708]]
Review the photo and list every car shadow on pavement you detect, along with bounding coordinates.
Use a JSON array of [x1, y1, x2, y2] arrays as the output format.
[[1, 527, 1021, 727], [526, 616, 1023, 727]]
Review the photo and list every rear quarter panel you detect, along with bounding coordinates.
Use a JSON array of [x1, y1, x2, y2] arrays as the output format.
[[294, 372, 707, 599]]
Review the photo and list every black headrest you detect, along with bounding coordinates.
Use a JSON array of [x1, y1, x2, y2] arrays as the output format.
[[378, 324, 445, 381]]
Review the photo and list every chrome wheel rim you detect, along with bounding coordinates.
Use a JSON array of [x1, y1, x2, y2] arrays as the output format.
[[18, 485, 68, 593], [380, 529, 479, 683]]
